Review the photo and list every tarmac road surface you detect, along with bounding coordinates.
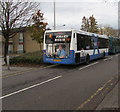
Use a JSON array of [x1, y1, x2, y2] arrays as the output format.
[[1, 54, 119, 110]]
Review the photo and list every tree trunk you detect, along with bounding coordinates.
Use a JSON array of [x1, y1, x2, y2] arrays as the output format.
[[39, 43, 41, 51], [4, 38, 9, 64]]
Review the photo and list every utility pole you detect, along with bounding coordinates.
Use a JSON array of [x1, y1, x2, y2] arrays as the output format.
[[54, 0, 56, 30]]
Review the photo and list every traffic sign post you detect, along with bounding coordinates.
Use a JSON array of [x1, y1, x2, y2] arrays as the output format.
[[6, 56, 10, 70]]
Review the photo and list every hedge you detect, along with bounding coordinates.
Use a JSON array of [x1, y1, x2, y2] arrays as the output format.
[[10, 51, 43, 65]]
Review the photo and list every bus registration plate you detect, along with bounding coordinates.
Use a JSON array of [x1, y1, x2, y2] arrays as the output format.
[[53, 59, 61, 62]]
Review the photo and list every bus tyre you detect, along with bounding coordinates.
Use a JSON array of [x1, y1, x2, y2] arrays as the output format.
[[103, 52, 105, 58], [114, 49, 116, 54], [85, 55, 90, 65]]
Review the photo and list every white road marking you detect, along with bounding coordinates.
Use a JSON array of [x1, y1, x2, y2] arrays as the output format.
[[0, 75, 62, 100], [104, 57, 112, 61], [79, 62, 99, 70], [115, 55, 119, 57]]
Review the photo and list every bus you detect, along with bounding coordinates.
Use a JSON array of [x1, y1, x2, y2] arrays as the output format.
[[108, 36, 120, 54], [43, 29, 109, 64]]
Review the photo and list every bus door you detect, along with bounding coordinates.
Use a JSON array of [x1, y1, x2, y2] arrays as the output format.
[[76, 33, 86, 63], [80, 49, 86, 57]]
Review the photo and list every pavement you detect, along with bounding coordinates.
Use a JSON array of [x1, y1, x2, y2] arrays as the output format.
[[1, 57, 54, 78], [96, 82, 119, 110], [1, 64, 57, 78], [0, 56, 35, 78], [0, 57, 5, 66], [2, 66, 34, 77]]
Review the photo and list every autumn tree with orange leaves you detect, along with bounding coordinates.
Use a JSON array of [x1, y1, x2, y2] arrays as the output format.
[[81, 15, 99, 33], [29, 10, 48, 50]]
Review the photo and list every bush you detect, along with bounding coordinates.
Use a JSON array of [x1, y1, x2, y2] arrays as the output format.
[[10, 51, 43, 65]]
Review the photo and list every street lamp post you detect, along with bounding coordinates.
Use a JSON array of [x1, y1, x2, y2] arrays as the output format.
[[54, 0, 56, 30]]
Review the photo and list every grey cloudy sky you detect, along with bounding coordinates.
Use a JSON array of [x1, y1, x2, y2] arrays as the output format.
[[39, 1, 118, 30]]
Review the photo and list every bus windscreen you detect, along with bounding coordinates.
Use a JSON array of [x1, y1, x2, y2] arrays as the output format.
[[45, 32, 72, 44]]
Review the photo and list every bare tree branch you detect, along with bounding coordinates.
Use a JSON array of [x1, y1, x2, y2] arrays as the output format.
[[0, 0, 40, 59]]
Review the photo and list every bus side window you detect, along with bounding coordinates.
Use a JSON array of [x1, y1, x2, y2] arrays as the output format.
[[77, 33, 81, 50], [77, 33, 86, 50], [84, 35, 92, 50], [73, 33, 75, 38], [98, 38, 109, 48]]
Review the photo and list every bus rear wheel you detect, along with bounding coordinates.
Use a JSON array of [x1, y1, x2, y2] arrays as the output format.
[[103, 52, 105, 58], [85, 55, 90, 65]]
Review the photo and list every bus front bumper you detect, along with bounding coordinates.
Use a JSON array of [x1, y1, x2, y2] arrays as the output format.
[[43, 58, 75, 64]]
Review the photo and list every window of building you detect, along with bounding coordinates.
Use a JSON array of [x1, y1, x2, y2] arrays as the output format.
[[18, 33, 24, 53]]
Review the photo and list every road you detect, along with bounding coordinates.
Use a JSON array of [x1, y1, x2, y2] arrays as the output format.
[[1, 54, 119, 110]]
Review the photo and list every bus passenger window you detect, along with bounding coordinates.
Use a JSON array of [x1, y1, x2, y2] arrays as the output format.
[[86, 45, 90, 50]]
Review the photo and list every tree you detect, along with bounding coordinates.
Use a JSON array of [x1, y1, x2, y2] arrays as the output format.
[[0, 0, 40, 63], [29, 10, 48, 50], [81, 15, 99, 33], [89, 15, 99, 33], [81, 16, 89, 32], [98, 25, 118, 37]]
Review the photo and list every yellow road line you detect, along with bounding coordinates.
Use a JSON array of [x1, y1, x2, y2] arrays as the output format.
[[76, 75, 118, 110]]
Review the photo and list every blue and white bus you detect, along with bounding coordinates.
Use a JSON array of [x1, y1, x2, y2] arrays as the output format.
[[43, 29, 109, 64]]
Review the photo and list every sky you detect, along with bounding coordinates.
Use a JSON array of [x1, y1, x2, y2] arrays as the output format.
[[38, 0, 118, 30]]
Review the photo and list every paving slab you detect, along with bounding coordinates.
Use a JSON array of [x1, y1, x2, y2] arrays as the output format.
[[2, 66, 35, 76], [96, 83, 119, 110]]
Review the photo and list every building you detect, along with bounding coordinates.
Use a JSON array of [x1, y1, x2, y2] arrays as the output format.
[[0, 28, 43, 55], [0, 32, 4, 56]]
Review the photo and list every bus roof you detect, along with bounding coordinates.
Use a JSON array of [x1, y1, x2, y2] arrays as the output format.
[[45, 29, 108, 39], [109, 36, 120, 39]]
